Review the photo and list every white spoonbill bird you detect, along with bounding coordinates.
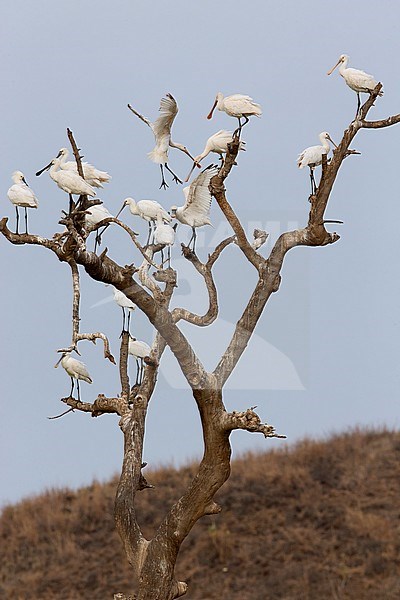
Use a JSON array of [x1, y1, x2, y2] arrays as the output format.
[[207, 93, 262, 135], [154, 212, 176, 267], [128, 93, 195, 190], [84, 203, 113, 252], [185, 130, 246, 182], [55, 352, 92, 401], [128, 336, 151, 385], [7, 171, 38, 234], [327, 54, 383, 115], [297, 132, 337, 195], [108, 284, 136, 332], [171, 165, 218, 252], [36, 157, 96, 210], [57, 148, 111, 188], [116, 198, 171, 245]]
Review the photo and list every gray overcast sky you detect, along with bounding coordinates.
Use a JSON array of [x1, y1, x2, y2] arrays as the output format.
[[1, 0, 399, 505]]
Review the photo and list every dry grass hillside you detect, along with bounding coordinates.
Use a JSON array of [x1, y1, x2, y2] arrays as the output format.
[[1, 429, 399, 599]]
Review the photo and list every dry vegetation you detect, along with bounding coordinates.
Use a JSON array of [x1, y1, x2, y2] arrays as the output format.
[[1, 429, 399, 599]]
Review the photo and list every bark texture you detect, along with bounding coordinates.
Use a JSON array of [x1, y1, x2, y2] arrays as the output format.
[[2, 91, 399, 598]]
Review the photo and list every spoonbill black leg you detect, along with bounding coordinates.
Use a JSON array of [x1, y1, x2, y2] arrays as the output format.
[[160, 165, 169, 190], [15, 206, 20, 234], [165, 163, 182, 185]]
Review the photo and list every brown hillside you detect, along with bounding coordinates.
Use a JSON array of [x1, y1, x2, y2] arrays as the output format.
[[1, 429, 399, 599]]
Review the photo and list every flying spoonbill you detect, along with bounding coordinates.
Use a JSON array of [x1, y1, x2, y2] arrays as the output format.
[[327, 54, 383, 115], [207, 93, 262, 135], [55, 351, 92, 401], [116, 198, 171, 245], [57, 148, 111, 188], [185, 130, 246, 181], [128, 93, 196, 189], [7, 171, 38, 234], [154, 212, 176, 267], [297, 132, 337, 195], [170, 165, 218, 252], [128, 336, 151, 385]]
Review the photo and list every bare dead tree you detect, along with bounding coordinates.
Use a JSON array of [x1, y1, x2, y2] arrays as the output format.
[[2, 85, 399, 599]]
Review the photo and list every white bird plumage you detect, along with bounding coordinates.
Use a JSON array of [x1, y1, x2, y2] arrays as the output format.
[[109, 284, 136, 332], [84, 204, 113, 230], [128, 336, 151, 385], [128, 93, 195, 189], [55, 352, 92, 400], [116, 197, 171, 244], [171, 165, 218, 251], [297, 132, 337, 195], [57, 148, 111, 188], [154, 212, 176, 267], [37, 157, 96, 197], [207, 93, 262, 134], [327, 54, 383, 115], [84, 203, 113, 252], [185, 130, 246, 182], [7, 171, 38, 234]]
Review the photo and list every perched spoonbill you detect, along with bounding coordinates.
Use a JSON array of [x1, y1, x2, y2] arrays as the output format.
[[207, 93, 262, 135], [108, 285, 136, 332], [185, 130, 246, 181], [128, 93, 195, 189], [84, 203, 113, 251], [116, 198, 171, 245], [297, 132, 337, 195], [36, 156, 96, 212], [154, 212, 176, 267], [170, 165, 218, 252], [327, 54, 383, 115], [252, 229, 269, 251], [55, 352, 92, 401], [128, 336, 151, 385], [57, 148, 111, 188], [7, 171, 38, 234]]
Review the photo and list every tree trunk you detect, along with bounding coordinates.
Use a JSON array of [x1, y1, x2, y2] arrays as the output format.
[[118, 386, 231, 599]]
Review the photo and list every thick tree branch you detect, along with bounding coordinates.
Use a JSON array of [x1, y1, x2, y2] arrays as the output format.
[[207, 235, 236, 268], [172, 237, 235, 327], [60, 394, 127, 417], [0, 218, 63, 254], [210, 141, 264, 271], [68, 259, 116, 363], [75, 332, 115, 363], [360, 113, 400, 128], [120, 331, 130, 398], [222, 407, 286, 438]]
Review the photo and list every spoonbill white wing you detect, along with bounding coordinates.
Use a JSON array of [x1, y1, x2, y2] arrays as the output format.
[[225, 94, 262, 116], [182, 165, 218, 218], [297, 146, 324, 169], [8, 184, 38, 208], [343, 67, 378, 92], [84, 204, 112, 228], [61, 355, 92, 383], [152, 93, 179, 139], [128, 339, 151, 358], [127, 104, 153, 129]]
